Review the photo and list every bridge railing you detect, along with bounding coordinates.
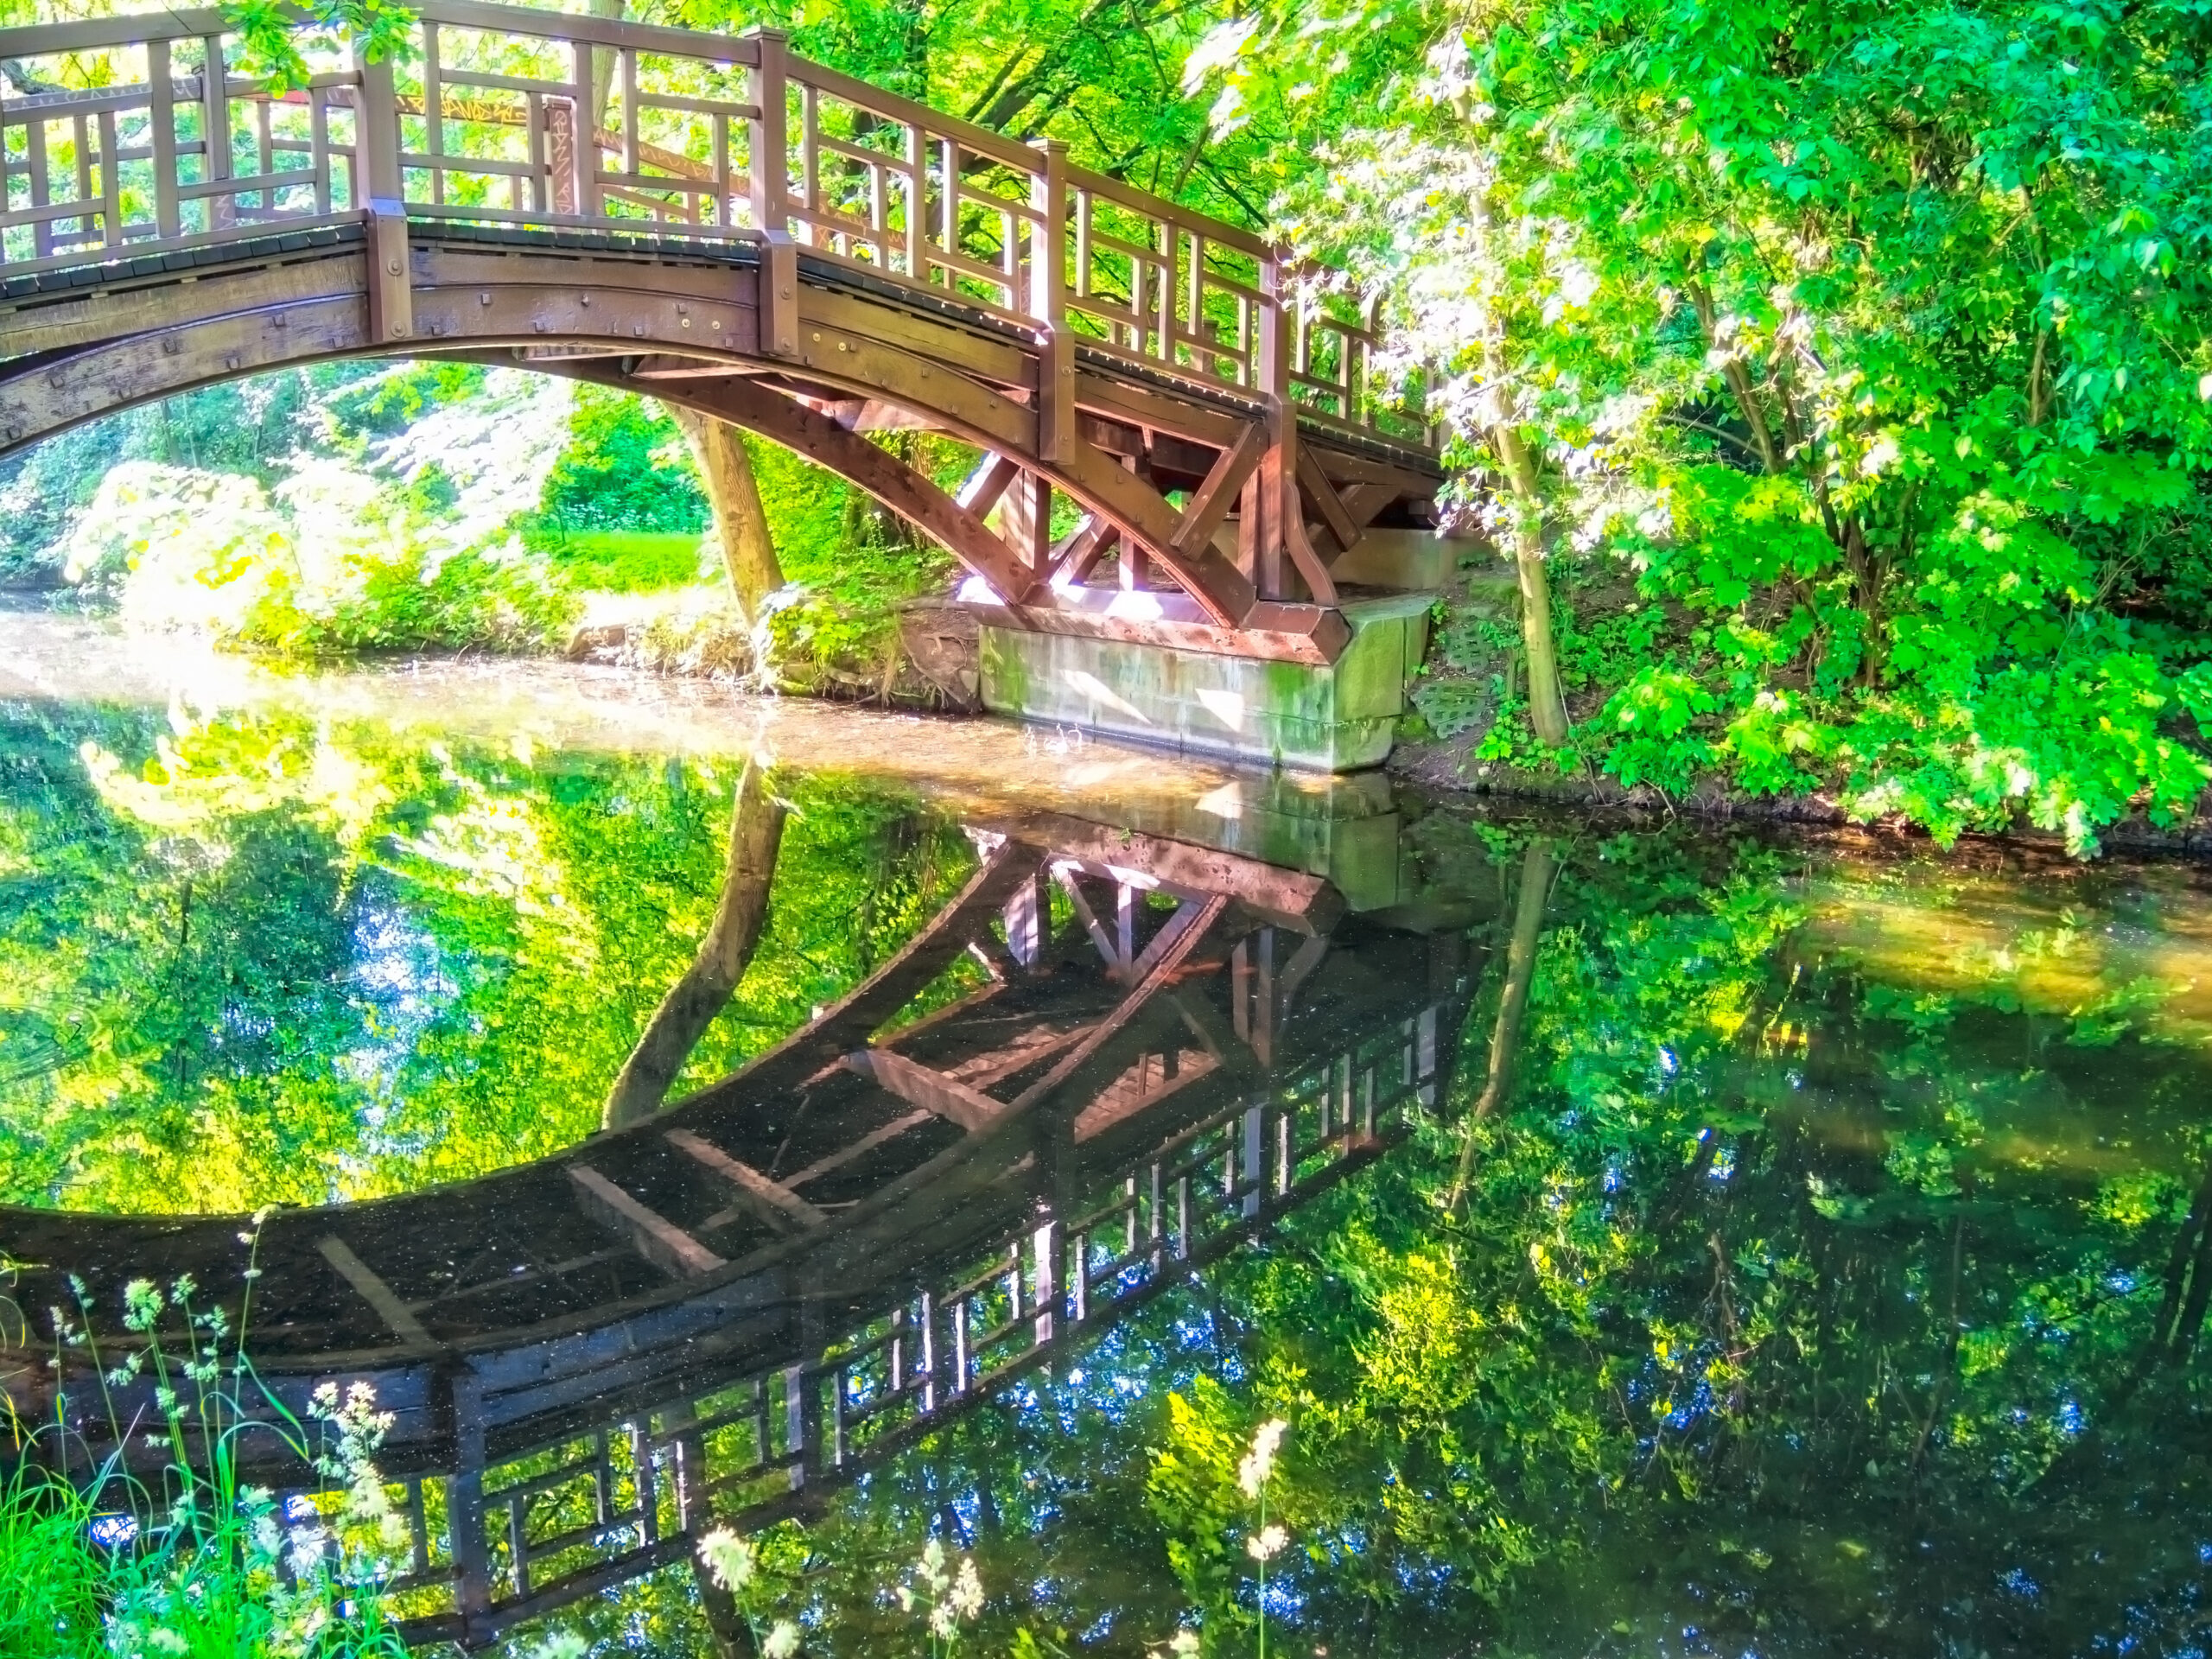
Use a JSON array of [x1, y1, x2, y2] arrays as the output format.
[[0, 1, 1432, 448], [358, 1001, 1444, 1647]]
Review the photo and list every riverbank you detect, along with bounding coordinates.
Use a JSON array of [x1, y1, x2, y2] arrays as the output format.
[[14, 602, 2212, 866], [1386, 730, 2212, 860]]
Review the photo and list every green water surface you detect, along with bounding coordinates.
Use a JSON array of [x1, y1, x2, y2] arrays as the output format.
[[5, 648, 2212, 1658]]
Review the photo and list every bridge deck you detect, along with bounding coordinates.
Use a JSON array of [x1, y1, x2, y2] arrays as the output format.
[[0, 0, 1446, 664]]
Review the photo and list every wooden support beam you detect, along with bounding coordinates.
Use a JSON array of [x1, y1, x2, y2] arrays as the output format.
[[666, 1129, 825, 1234], [1039, 514, 1117, 589], [1281, 504, 1341, 605], [940, 1020, 1095, 1090], [1053, 438, 1255, 626], [1008, 895, 1227, 1113], [613, 370, 1036, 602], [778, 1108, 935, 1191], [999, 468, 1052, 571], [1051, 868, 1123, 976], [1337, 480, 1401, 532], [847, 1047, 1008, 1132], [569, 1164, 728, 1278], [957, 451, 1021, 517], [1169, 425, 1268, 565], [1297, 447, 1363, 563], [319, 1236, 433, 1348]]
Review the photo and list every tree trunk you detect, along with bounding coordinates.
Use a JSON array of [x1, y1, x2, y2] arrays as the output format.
[[603, 760, 787, 1130], [1448, 837, 1556, 1209], [674, 407, 785, 620], [1491, 422, 1571, 747]]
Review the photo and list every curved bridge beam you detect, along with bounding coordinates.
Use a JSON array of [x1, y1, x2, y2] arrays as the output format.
[[0, 0, 1446, 663]]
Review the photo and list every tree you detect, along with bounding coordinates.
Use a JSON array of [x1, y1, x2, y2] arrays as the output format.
[[602, 757, 787, 1129], [674, 409, 787, 620]]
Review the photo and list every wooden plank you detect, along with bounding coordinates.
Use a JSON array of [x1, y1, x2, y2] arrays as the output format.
[[666, 1129, 826, 1233], [671, 843, 1046, 1109], [568, 1165, 727, 1278], [319, 1236, 435, 1348], [975, 585, 1350, 666], [1008, 895, 1227, 1113], [1297, 446, 1363, 559], [1169, 424, 1266, 561], [1075, 369, 1249, 452], [957, 451, 1021, 516], [1072, 1050, 1219, 1142], [848, 1047, 1007, 1132], [941, 1020, 1096, 1089], [1052, 437, 1255, 626], [778, 1107, 934, 1191]]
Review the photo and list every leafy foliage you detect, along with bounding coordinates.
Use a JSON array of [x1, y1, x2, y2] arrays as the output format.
[[1282, 0, 2212, 851]]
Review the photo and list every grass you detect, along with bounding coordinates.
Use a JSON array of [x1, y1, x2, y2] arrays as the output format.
[[531, 527, 713, 594], [0, 1238, 413, 1659]]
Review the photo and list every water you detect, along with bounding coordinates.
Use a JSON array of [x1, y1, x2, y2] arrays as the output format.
[[6, 611, 2212, 1656]]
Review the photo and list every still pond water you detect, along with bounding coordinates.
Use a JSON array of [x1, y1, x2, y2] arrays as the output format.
[[5, 613, 2212, 1657]]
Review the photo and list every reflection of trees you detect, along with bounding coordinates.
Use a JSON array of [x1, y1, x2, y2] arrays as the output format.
[[0, 707, 977, 1211], [501, 828, 2212, 1658], [603, 760, 787, 1129], [1448, 836, 1554, 1210]]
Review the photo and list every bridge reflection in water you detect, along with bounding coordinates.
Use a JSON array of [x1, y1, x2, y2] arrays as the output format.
[[3, 799, 1480, 1649]]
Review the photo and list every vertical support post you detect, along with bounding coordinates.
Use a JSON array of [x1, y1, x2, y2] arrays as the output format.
[[448, 1368, 493, 1641], [353, 45, 411, 343], [1000, 470, 1052, 575], [1255, 248, 1298, 602], [1418, 1003, 1438, 1107], [918, 1290, 938, 1412], [148, 41, 180, 239], [782, 1363, 807, 1491], [1241, 1103, 1263, 1219], [96, 111, 119, 246], [629, 1420, 660, 1543], [1148, 1160, 1164, 1273], [1002, 873, 1046, 970], [545, 97, 579, 214], [1033, 1218, 1058, 1344], [568, 31, 597, 219], [200, 34, 232, 230], [747, 29, 799, 360], [1029, 137, 1075, 464]]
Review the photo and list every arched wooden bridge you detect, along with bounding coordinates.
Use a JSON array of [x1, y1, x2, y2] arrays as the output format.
[[3, 810, 1474, 1647], [0, 2, 1443, 664]]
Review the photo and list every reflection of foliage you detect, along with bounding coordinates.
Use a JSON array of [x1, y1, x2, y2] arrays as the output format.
[[0, 702, 976, 1211], [595, 819, 2212, 1658]]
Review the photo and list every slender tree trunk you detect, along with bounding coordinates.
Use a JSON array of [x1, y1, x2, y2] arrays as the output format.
[[1490, 421, 1570, 746], [1449, 838, 1556, 1209], [603, 760, 788, 1129], [674, 408, 786, 620]]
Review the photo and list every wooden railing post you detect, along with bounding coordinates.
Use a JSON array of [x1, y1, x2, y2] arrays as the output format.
[[745, 28, 798, 360], [353, 41, 412, 342], [147, 40, 180, 240], [1029, 137, 1074, 465], [1254, 249, 1297, 601]]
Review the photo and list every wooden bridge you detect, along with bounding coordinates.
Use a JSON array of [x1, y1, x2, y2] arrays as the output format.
[[0, 3, 1443, 664], [3, 810, 1473, 1647]]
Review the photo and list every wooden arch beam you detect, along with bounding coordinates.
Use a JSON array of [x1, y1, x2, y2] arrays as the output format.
[[564, 365, 1035, 601]]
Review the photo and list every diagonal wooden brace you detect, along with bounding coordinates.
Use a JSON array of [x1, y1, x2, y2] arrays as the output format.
[[1297, 448, 1364, 563], [1169, 424, 1268, 565]]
